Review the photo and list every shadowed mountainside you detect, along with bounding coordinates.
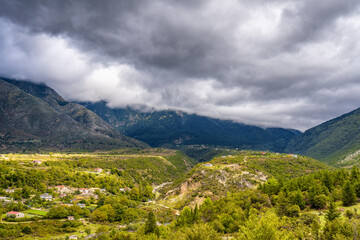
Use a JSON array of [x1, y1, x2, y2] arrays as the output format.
[[0, 78, 147, 151]]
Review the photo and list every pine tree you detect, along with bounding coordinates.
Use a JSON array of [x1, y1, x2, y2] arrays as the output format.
[[342, 180, 356, 206], [325, 202, 340, 221], [144, 211, 158, 235], [192, 204, 199, 223], [351, 166, 359, 181], [293, 190, 306, 210]]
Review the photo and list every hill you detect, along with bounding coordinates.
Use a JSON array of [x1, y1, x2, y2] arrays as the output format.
[[0, 78, 147, 151], [157, 150, 329, 209], [79, 101, 301, 152], [286, 107, 360, 166]]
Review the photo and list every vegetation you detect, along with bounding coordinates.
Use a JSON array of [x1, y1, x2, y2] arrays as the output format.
[[286, 107, 360, 166], [80, 101, 300, 152], [2, 150, 360, 239]]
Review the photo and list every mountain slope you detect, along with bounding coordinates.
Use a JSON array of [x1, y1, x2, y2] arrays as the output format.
[[286, 107, 360, 165], [158, 151, 329, 209], [79, 101, 301, 152], [0, 78, 147, 151]]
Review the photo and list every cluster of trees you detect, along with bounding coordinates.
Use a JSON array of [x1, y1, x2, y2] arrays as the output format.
[[259, 167, 360, 211], [46, 205, 90, 219]]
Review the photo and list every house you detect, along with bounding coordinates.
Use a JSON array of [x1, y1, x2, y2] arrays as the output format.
[[79, 188, 89, 194], [68, 216, 75, 221], [204, 163, 213, 167], [55, 185, 68, 193], [5, 189, 15, 193], [40, 193, 53, 201], [33, 160, 42, 165], [77, 203, 86, 208], [6, 211, 24, 218], [0, 196, 13, 202], [69, 235, 78, 239], [94, 168, 102, 173]]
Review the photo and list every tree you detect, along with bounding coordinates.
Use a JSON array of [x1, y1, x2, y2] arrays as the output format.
[[293, 190, 306, 210], [47, 205, 68, 219], [176, 206, 194, 227], [325, 202, 340, 222], [144, 211, 158, 235], [89, 204, 116, 223], [275, 192, 290, 217], [22, 226, 32, 234], [342, 180, 356, 206]]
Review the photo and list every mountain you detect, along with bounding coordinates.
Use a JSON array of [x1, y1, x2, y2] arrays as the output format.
[[79, 101, 301, 152], [286, 107, 360, 166], [158, 150, 329, 209], [0, 78, 147, 151]]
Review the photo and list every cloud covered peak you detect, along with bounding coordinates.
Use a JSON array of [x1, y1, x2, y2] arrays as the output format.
[[1, 0, 360, 130]]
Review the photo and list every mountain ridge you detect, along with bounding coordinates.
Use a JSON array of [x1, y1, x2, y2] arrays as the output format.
[[0, 78, 147, 151], [79, 101, 301, 152], [286, 107, 360, 165]]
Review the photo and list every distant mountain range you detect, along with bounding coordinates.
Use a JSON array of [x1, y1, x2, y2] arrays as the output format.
[[79, 101, 301, 152], [0, 78, 147, 151], [2, 77, 360, 166]]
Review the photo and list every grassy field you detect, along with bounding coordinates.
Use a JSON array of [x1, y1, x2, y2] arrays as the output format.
[[23, 209, 48, 216], [308, 202, 360, 226]]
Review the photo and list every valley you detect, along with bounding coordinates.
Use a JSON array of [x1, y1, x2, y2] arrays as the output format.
[[2, 78, 360, 239], [1, 149, 356, 240]]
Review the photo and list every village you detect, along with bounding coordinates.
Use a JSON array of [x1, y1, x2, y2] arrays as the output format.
[[0, 165, 132, 221]]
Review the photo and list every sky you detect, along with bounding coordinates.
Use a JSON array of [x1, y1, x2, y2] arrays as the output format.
[[0, 0, 360, 131]]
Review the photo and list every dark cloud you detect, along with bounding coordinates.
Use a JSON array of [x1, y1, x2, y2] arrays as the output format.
[[0, 0, 360, 130]]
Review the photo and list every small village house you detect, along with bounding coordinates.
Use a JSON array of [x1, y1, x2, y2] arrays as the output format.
[[77, 203, 86, 208], [0, 196, 13, 202], [40, 193, 53, 201], [6, 211, 24, 218], [68, 216, 75, 221], [94, 168, 102, 173], [5, 189, 15, 193], [204, 163, 213, 167], [79, 188, 89, 194], [69, 235, 78, 239], [55, 185, 70, 194]]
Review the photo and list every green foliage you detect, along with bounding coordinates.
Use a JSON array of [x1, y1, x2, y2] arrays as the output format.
[[286, 107, 360, 165], [325, 202, 341, 222], [90, 204, 116, 223], [175, 206, 199, 227], [342, 180, 356, 206], [237, 211, 295, 240], [144, 211, 159, 235]]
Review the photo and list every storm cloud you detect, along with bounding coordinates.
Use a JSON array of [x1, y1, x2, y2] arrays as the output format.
[[0, 0, 360, 130]]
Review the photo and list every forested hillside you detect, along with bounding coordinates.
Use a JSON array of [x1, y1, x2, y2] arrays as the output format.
[[79, 101, 300, 152], [287, 107, 360, 166], [158, 150, 329, 209], [3, 150, 360, 239]]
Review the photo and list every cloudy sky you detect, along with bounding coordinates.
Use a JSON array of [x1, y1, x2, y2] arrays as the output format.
[[0, 0, 360, 131]]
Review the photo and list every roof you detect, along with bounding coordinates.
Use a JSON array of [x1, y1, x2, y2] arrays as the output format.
[[40, 193, 52, 198], [7, 211, 20, 214], [56, 185, 66, 188]]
